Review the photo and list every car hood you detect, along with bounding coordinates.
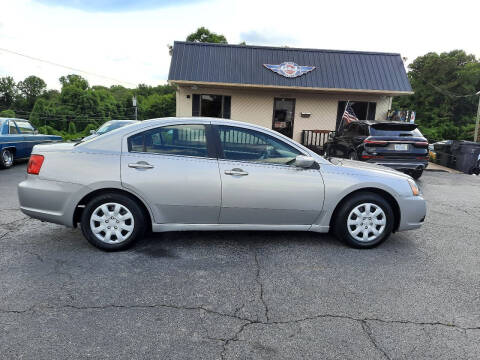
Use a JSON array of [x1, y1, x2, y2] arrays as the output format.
[[328, 157, 412, 180]]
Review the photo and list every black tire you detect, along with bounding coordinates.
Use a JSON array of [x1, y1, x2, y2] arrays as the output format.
[[0, 148, 14, 169], [411, 170, 423, 180], [80, 193, 146, 251], [348, 151, 358, 160], [333, 192, 394, 249], [324, 144, 332, 157]]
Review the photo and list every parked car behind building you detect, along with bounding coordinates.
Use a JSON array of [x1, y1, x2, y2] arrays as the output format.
[[82, 120, 140, 142], [324, 121, 429, 179], [0, 118, 62, 169]]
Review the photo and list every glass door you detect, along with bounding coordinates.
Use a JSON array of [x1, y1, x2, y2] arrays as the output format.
[[272, 98, 295, 138]]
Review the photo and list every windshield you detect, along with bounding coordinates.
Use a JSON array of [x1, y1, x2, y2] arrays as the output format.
[[96, 121, 134, 135], [370, 127, 424, 137]]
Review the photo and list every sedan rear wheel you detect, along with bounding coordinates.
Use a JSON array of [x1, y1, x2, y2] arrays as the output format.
[[0, 149, 14, 169], [333, 192, 394, 248], [81, 193, 145, 251]]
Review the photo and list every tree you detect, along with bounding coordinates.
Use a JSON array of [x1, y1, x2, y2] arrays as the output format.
[[186, 27, 227, 43], [0, 76, 17, 108], [0, 109, 15, 118], [67, 121, 77, 134], [17, 76, 47, 105], [59, 74, 89, 90], [392, 50, 480, 142], [141, 93, 175, 119]]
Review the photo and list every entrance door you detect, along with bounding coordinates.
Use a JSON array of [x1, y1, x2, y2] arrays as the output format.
[[272, 98, 295, 138]]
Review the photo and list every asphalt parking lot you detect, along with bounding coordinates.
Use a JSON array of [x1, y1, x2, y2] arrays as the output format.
[[1, 164, 479, 359]]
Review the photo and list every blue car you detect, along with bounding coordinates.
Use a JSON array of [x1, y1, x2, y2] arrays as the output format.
[[0, 118, 62, 169]]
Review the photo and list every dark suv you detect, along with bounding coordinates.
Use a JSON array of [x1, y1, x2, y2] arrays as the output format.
[[324, 121, 429, 179]]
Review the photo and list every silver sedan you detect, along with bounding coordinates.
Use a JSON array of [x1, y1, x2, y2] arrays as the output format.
[[18, 118, 426, 251]]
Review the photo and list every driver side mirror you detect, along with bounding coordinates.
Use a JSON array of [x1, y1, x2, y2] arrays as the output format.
[[33, 129, 39, 135], [294, 155, 316, 169]]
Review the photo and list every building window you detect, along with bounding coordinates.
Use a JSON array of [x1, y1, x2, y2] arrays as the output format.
[[192, 94, 231, 119], [335, 101, 376, 130]]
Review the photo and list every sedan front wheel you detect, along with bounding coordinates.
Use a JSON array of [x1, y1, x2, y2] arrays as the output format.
[[333, 192, 394, 248], [81, 193, 146, 251]]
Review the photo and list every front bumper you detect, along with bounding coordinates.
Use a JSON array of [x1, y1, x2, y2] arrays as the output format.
[[18, 177, 85, 227], [397, 194, 427, 231]]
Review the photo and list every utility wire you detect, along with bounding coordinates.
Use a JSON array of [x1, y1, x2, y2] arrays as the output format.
[[0, 47, 138, 87]]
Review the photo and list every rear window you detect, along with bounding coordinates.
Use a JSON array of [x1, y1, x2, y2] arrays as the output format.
[[370, 126, 423, 137]]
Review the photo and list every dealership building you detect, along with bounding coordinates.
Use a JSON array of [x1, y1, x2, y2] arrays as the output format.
[[168, 41, 412, 144]]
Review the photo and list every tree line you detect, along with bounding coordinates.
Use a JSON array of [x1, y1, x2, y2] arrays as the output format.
[[392, 50, 480, 142], [1, 26, 479, 142], [0, 74, 175, 140]]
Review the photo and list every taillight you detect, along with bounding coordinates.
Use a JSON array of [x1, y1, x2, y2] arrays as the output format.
[[364, 139, 388, 146], [413, 141, 429, 147], [27, 155, 44, 175], [362, 155, 385, 159]]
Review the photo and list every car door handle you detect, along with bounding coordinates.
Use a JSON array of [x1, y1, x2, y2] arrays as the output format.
[[128, 162, 154, 169], [224, 168, 248, 176]]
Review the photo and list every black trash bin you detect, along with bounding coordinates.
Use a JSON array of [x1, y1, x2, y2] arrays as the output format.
[[452, 141, 480, 174], [433, 140, 456, 168]]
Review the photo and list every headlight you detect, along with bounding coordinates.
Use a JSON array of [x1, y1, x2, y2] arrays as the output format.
[[408, 179, 420, 196]]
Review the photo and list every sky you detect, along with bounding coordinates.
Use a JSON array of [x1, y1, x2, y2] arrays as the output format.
[[0, 0, 478, 89]]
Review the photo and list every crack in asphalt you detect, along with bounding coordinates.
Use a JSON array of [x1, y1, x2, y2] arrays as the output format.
[[253, 248, 269, 323], [361, 320, 391, 360], [0, 217, 34, 236], [1, 303, 478, 357]]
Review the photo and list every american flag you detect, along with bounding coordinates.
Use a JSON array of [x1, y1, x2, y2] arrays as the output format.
[[342, 102, 358, 124]]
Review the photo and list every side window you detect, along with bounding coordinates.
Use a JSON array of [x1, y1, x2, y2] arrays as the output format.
[[128, 124, 208, 158], [9, 121, 18, 134], [342, 124, 352, 136], [15, 121, 35, 134], [359, 125, 368, 136], [350, 124, 360, 136], [217, 125, 301, 165]]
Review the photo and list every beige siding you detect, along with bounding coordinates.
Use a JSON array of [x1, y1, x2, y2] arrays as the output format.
[[176, 86, 391, 143]]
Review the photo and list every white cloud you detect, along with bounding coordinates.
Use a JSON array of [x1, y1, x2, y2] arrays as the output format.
[[0, 0, 478, 89]]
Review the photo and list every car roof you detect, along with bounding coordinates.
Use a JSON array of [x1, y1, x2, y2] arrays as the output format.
[[350, 120, 417, 127], [107, 120, 139, 123], [76, 117, 324, 161], [0, 117, 29, 123]]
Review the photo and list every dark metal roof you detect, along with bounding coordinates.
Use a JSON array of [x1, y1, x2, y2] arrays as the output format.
[[168, 42, 412, 93]]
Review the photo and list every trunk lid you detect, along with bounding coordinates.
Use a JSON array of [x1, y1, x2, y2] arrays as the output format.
[[32, 142, 75, 153]]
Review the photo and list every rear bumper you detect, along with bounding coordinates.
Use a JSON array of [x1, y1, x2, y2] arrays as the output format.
[[366, 160, 428, 171], [397, 195, 427, 231], [18, 177, 84, 227]]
